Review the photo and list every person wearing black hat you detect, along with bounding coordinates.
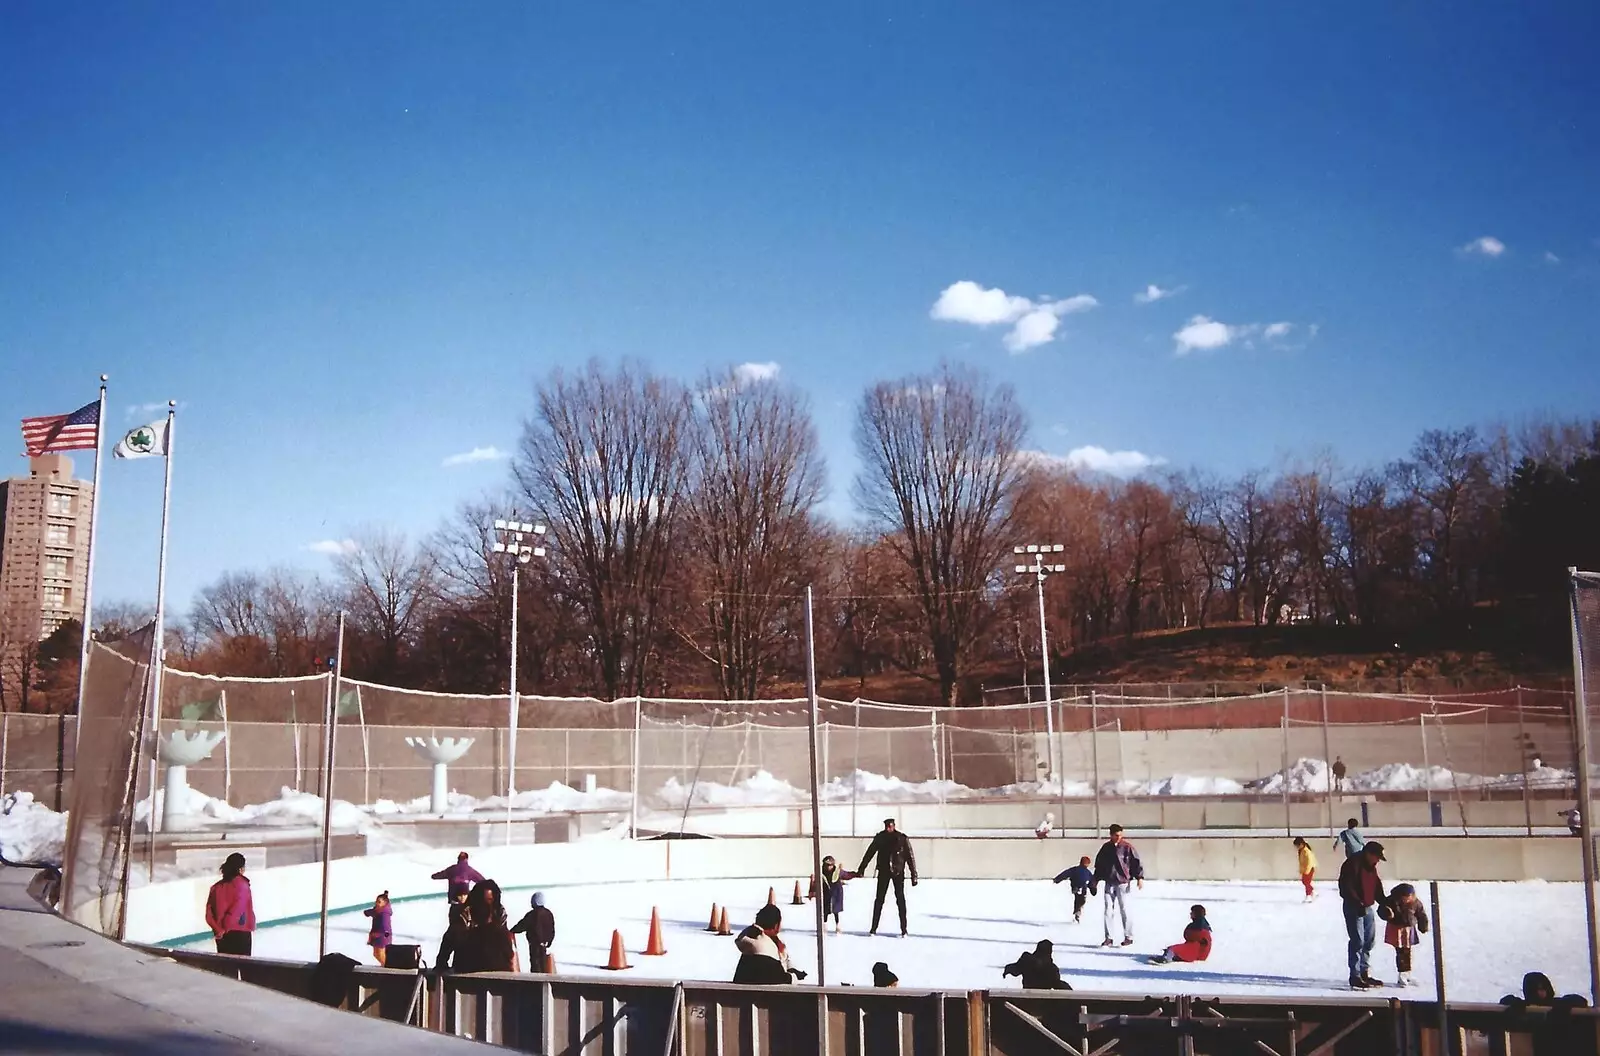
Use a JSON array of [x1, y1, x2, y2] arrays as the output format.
[[204, 852, 255, 956], [1337, 840, 1388, 989], [871, 961, 899, 987], [1002, 940, 1071, 990], [858, 818, 918, 936]]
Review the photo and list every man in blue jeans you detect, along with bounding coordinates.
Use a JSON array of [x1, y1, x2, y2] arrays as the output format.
[[1337, 840, 1387, 989]]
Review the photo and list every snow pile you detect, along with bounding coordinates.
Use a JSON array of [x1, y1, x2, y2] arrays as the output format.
[[1252, 758, 1333, 794], [0, 791, 67, 865], [135, 786, 372, 832], [821, 769, 971, 803], [1349, 762, 1468, 793], [1130, 774, 1248, 797], [367, 781, 631, 817], [657, 770, 806, 808]]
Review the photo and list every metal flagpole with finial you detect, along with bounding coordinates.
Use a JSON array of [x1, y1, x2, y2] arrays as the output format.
[[70, 375, 108, 776]]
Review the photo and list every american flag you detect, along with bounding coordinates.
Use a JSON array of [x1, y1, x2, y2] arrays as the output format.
[[20, 400, 101, 456]]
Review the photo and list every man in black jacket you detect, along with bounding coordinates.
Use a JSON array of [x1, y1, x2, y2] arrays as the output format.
[[859, 818, 918, 936]]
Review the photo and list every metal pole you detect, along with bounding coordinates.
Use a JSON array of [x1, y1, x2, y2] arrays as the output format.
[[1057, 699, 1069, 837], [1430, 881, 1449, 1051], [629, 696, 642, 839], [803, 587, 827, 986], [508, 562, 519, 792], [1281, 687, 1292, 837], [1420, 713, 1432, 804], [1321, 685, 1335, 840], [1566, 569, 1600, 1004], [1090, 691, 1101, 832], [852, 701, 860, 839], [318, 611, 346, 960], [71, 377, 108, 767], [1516, 686, 1533, 836], [144, 404, 176, 854], [1036, 574, 1055, 784]]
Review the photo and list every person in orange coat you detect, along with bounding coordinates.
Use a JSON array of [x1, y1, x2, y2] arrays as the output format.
[[1147, 905, 1211, 964]]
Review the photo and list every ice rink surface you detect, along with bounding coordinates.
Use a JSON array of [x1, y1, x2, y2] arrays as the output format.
[[180, 876, 1588, 1002]]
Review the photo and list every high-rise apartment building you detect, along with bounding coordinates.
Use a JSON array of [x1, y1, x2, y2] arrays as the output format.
[[0, 455, 95, 641]]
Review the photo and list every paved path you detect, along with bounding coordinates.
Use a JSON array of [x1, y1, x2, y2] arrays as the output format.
[[0, 866, 476, 1055]]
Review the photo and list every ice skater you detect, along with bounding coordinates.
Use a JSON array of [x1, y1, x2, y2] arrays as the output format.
[[1002, 940, 1071, 989], [1378, 883, 1428, 987], [1331, 756, 1347, 793], [1293, 837, 1317, 901], [1052, 856, 1096, 922], [1035, 813, 1053, 839], [431, 851, 485, 898], [435, 885, 471, 971], [1147, 904, 1212, 965], [510, 892, 556, 973], [1335, 818, 1365, 859], [1093, 824, 1143, 947], [1338, 840, 1388, 989], [363, 891, 393, 966], [858, 818, 918, 937], [819, 855, 857, 934]]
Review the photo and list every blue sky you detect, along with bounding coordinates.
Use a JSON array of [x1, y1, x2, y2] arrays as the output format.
[[3, 3, 1598, 613]]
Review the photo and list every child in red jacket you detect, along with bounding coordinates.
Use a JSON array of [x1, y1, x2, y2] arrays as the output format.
[[1378, 883, 1429, 987], [1147, 905, 1212, 965]]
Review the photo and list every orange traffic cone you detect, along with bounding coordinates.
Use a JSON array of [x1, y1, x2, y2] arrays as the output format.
[[704, 903, 720, 932], [791, 880, 804, 906], [767, 886, 776, 906], [807, 874, 818, 900], [603, 929, 630, 970], [716, 906, 732, 936], [645, 907, 668, 956]]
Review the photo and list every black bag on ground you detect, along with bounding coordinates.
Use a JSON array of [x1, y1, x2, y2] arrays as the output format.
[[387, 945, 423, 971], [309, 952, 361, 1007]]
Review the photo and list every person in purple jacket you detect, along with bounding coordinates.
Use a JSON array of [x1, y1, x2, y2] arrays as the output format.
[[431, 851, 485, 898], [1094, 824, 1144, 947], [364, 891, 393, 966]]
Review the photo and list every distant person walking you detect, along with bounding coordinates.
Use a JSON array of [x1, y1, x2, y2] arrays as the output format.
[[510, 892, 556, 972], [204, 852, 256, 956], [1093, 824, 1143, 947], [364, 891, 393, 966], [1293, 837, 1318, 901], [1331, 757, 1347, 793], [1336, 818, 1365, 858], [431, 851, 485, 898], [858, 818, 918, 937], [1338, 840, 1388, 989]]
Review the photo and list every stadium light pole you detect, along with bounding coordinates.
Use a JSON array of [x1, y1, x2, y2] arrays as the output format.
[[1015, 544, 1066, 787], [492, 519, 546, 809]]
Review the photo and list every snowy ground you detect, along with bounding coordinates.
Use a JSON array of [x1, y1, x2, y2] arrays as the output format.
[[175, 877, 1587, 1003]]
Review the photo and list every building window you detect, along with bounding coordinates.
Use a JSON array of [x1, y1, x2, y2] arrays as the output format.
[[47, 524, 70, 547], [47, 492, 74, 515], [43, 586, 68, 611], [44, 556, 68, 580]]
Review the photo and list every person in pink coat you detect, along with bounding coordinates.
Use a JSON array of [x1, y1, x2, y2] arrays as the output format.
[[204, 852, 256, 956]]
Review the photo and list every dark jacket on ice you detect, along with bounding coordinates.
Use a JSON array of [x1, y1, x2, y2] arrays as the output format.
[[455, 880, 515, 973], [1094, 841, 1143, 887], [1500, 973, 1593, 1056], [1053, 864, 1096, 895], [1002, 941, 1071, 990], [1338, 855, 1385, 909], [431, 860, 485, 899], [510, 900, 556, 968], [859, 830, 917, 881]]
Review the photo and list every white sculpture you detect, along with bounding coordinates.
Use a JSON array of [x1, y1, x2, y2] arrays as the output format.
[[157, 729, 226, 832], [405, 736, 475, 814]]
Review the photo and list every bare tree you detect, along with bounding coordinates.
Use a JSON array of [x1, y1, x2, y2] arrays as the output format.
[[333, 529, 436, 680], [93, 600, 154, 640], [854, 364, 1026, 705], [672, 368, 827, 698], [515, 360, 692, 699]]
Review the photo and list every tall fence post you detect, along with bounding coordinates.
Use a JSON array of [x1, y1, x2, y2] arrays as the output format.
[[1516, 686, 1533, 836], [629, 696, 643, 840], [1430, 881, 1449, 1053], [1565, 569, 1600, 1005], [1420, 714, 1432, 806], [1281, 687, 1292, 836], [0, 714, 8, 799], [1057, 698, 1069, 837], [1320, 685, 1335, 840], [1090, 690, 1102, 831], [318, 611, 346, 961]]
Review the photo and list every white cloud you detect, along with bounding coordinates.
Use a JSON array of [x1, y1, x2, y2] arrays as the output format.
[[1544, 250, 1561, 264], [1460, 236, 1506, 258], [733, 361, 781, 384], [442, 445, 509, 467], [1173, 315, 1239, 354], [1173, 315, 1303, 355], [1019, 446, 1166, 478], [931, 281, 1097, 353], [124, 401, 181, 421], [306, 539, 359, 556], [1133, 284, 1182, 304]]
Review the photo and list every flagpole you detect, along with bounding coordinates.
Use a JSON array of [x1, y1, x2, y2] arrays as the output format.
[[145, 403, 176, 862], [70, 376, 108, 779]]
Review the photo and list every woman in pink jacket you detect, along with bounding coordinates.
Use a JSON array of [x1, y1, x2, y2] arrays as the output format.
[[204, 852, 256, 955]]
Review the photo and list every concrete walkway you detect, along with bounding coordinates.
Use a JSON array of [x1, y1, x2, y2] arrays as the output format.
[[0, 867, 479, 1055]]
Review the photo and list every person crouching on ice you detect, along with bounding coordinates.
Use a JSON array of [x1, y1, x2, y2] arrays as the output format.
[[1002, 940, 1071, 990], [1378, 883, 1429, 988], [1052, 856, 1097, 923], [819, 856, 857, 935], [1148, 904, 1212, 965], [733, 905, 807, 985]]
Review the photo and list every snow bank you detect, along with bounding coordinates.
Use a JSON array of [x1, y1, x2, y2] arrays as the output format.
[[0, 791, 66, 865], [367, 781, 631, 817], [135, 786, 372, 832], [821, 770, 971, 803]]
